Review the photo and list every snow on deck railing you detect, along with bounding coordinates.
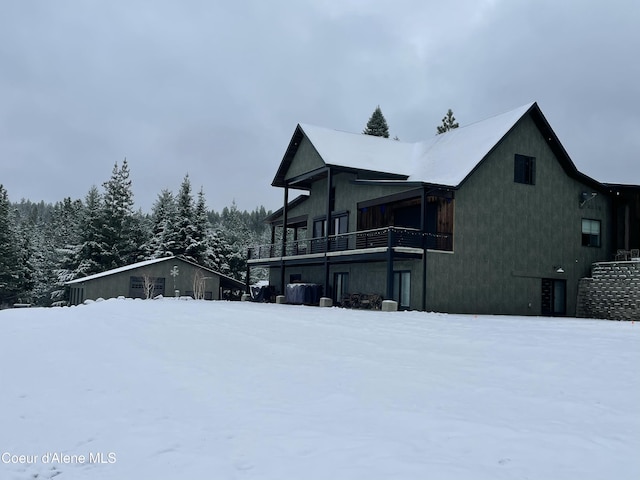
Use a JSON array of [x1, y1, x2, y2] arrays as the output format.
[[247, 227, 452, 260]]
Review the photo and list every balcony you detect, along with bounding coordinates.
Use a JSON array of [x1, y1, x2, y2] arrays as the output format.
[[247, 227, 452, 263]]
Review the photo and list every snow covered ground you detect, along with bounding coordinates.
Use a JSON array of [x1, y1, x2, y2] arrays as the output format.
[[0, 299, 638, 480]]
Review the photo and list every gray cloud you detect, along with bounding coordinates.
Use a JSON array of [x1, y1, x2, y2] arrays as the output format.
[[1, 0, 638, 212]]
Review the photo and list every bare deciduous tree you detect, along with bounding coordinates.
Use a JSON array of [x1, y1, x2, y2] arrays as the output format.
[[192, 270, 211, 300], [141, 271, 156, 299]]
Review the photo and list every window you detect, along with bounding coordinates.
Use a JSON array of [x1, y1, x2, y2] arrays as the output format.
[[314, 214, 347, 237], [581, 219, 601, 247], [313, 214, 349, 252], [311, 219, 328, 253], [333, 215, 348, 235], [332, 214, 349, 251], [313, 219, 327, 238], [514, 154, 536, 185], [393, 271, 411, 309]]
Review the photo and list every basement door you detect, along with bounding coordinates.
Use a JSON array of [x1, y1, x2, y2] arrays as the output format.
[[541, 278, 566, 316]]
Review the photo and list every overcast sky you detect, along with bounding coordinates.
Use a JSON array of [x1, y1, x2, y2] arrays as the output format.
[[1, 0, 638, 213]]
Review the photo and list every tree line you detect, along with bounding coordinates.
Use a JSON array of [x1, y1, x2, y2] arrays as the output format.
[[0, 160, 271, 307]]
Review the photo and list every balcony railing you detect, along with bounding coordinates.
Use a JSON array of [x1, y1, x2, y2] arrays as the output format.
[[247, 227, 452, 260]]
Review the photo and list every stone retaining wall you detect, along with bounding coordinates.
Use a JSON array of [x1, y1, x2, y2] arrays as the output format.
[[577, 261, 640, 320]]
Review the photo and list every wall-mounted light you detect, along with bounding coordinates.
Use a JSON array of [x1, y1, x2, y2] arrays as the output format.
[[553, 265, 565, 274]]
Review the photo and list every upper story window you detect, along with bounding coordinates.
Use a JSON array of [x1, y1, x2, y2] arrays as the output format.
[[313, 218, 327, 238], [581, 218, 601, 247], [514, 154, 536, 185]]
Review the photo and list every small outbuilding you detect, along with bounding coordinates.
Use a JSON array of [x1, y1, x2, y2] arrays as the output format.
[[65, 256, 244, 305]]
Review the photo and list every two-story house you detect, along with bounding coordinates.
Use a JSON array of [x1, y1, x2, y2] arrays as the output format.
[[247, 102, 613, 316]]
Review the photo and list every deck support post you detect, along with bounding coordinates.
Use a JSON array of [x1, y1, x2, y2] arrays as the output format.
[[386, 228, 395, 300], [323, 167, 332, 299], [280, 185, 289, 294], [420, 186, 426, 231], [245, 254, 250, 294], [422, 242, 427, 311]]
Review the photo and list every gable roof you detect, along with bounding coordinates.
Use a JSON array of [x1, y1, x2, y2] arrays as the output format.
[[272, 102, 603, 190], [297, 123, 416, 176], [65, 256, 245, 289], [408, 102, 534, 186], [65, 257, 173, 284], [271, 124, 410, 188]]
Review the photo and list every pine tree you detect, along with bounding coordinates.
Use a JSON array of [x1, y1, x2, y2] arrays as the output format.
[[101, 159, 137, 268], [75, 186, 108, 277], [218, 201, 252, 280], [174, 174, 198, 260], [208, 229, 232, 275], [22, 211, 55, 306], [0, 185, 22, 306], [49, 197, 83, 303], [363, 106, 390, 138], [145, 189, 178, 259], [190, 187, 211, 265], [5, 196, 57, 305], [437, 109, 460, 134], [128, 209, 150, 263], [13, 214, 36, 303]]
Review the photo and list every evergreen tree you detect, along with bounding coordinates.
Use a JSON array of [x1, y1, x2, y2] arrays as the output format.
[[208, 229, 232, 275], [49, 197, 83, 303], [128, 209, 150, 263], [190, 187, 211, 265], [75, 186, 108, 277], [22, 210, 55, 306], [13, 213, 36, 303], [436, 108, 459, 134], [363, 106, 390, 138], [145, 189, 178, 259], [174, 175, 198, 260], [6, 196, 56, 305], [101, 159, 137, 268], [0, 185, 22, 306], [218, 201, 252, 280]]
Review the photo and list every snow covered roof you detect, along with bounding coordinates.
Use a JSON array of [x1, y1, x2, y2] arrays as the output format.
[[282, 102, 544, 188], [65, 256, 244, 289], [408, 102, 535, 186], [297, 124, 415, 177], [65, 257, 175, 284]]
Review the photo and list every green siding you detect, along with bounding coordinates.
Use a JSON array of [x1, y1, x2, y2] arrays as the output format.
[[284, 136, 325, 181], [299, 173, 418, 234], [425, 114, 610, 316], [269, 260, 423, 309], [70, 259, 223, 304]]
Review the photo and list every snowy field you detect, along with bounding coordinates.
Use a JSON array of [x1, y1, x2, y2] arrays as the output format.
[[0, 299, 638, 480]]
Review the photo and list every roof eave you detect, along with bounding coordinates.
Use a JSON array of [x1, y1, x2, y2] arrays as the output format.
[[272, 124, 306, 188], [529, 105, 607, 192]]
